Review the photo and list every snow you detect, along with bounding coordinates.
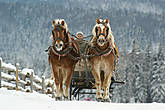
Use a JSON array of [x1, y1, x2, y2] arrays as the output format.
[[21, 68, 34, 76], [1, 62, 16, 71], [1, 72, 16, 80], [45, 79, 54, 86], [1, 81, 15, 88], [0, 57, 16, 71], [0, 88, 165, 110], [33, 82, 42, 90], [33, 75, 42, 83]]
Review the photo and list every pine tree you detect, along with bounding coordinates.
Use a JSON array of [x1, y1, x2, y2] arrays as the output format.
[[121, 40, 144, 103], [130, 39, 141, 53], [143, 44, 153, 103], [150, 43, 165, 102], [134, 63, 148, 103]]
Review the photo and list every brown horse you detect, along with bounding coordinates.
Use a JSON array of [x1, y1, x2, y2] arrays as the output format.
[[48, 19, 80, 100], [88, 18, 118, 102]]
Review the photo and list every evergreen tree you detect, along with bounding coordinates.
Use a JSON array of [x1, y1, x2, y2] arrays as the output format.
[[150, 43, 165, 102], [143, 44, 153, 103], [134, 63, 148, 103]]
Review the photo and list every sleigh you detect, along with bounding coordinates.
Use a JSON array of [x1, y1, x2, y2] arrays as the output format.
[[70, 58, 125, 100]]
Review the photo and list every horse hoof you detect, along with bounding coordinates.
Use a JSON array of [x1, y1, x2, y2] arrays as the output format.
[[64, 96, 69, 101], [103, 98, 111, 102], [55, 97, 62, 101], [96, 98, 102, 102]]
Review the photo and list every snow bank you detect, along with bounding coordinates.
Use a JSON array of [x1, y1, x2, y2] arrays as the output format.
[[0, 88, 165, 110]]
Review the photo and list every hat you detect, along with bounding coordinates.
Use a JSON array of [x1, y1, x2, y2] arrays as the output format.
[[76, 31, 83, 36]]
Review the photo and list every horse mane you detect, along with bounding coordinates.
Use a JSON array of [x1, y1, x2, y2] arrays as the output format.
[[90, 18, 115, 48]]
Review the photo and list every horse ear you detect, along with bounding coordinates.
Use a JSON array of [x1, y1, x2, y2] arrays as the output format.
[[61, 20, 65, 26], [96, 18, 100, 24], [105, 18, 110, 24]]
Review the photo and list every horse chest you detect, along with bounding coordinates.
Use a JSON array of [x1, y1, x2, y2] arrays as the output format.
[[55, 56, 73, 68], [98, 56, 106, 70]]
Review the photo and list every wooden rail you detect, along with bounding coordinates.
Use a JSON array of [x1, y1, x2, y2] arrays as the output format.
[[0, 57, 55, 98]]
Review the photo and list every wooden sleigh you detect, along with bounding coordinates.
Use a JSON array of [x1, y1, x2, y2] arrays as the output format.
[[69, 57, 125, 100]]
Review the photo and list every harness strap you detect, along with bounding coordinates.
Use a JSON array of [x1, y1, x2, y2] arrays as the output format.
[[90, 45, 113, 57], [68, 32, 80, 54], [51, 46, 71, 57]]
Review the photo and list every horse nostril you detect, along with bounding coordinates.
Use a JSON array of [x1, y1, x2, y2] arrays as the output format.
[[60, 44, 63, 47], [55, 44, 58, 47]]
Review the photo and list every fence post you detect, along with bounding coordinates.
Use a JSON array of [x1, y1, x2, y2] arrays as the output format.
[[0, 57, 2, 88], [15, 63, 19, 91], [41, 76, 45, 94], [30, 71, 33, 93]]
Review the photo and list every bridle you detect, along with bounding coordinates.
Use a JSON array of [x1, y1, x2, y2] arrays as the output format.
[[50, 24, 80, 60], [89, 23, 113, 57], [95, 22, 109, 39], [52, 24, 68, 42]]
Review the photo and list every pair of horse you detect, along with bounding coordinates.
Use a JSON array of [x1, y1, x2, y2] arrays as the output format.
[[48, 18, 119, 102]]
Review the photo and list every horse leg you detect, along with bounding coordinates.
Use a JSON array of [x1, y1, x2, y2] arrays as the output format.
[[92, 67, 102, 101], [64, 69, 73, 99], [52, 67, 62, 100], [59, 69, 63, 99], [102, 72, 113, 102]]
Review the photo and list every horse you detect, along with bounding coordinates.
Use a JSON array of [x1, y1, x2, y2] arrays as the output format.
[[88, 18, 119, 102], [48, 19, 80, 100]]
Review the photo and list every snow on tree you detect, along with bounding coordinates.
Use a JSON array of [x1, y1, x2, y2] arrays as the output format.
[[142, 44, 153, 103], [150, 43, 165, 103]]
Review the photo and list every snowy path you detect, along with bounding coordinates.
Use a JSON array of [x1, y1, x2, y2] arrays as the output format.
[[0, 88, 165, 110]]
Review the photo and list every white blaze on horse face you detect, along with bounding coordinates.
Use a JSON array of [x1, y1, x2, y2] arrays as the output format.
[[96, 24, 106, 46], [55, 40, 64, 51]]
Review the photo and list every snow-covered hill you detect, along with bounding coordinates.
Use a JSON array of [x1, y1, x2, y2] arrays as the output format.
[[0, 88, 165, 110]]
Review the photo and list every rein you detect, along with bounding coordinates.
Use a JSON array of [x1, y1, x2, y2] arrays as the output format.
[[47, 44, 80, 61], [52, 46, 72, 57]]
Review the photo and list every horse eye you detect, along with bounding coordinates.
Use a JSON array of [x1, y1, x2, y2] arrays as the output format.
[[60, 44, 63, 47]]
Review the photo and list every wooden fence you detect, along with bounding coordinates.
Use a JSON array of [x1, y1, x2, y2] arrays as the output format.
[[0, 57, 55, 98]]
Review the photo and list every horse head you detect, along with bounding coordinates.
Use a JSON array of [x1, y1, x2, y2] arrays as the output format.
[[92, 18, 115, 48], [51, 19, 69, 52]]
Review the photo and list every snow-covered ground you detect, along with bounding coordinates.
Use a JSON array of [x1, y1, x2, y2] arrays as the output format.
[[0, 88, 165, 110]]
